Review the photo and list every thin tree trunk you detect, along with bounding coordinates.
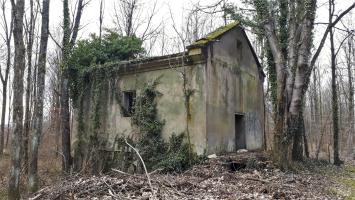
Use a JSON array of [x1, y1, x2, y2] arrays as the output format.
[[0, 0, 13, 157], [302, 116, 309, 158], [60, 0, 84, 172], [346, 36, 354, 159], [99, 0, 103, 40], [28, 0, 49, 192], [23, 0, 35, 169], [8, 0, 26, 199], [329, 0, 342, 165], [61, 0, 71, 172], [312, 67, 319, 156], [6, 74, 12, 148], [316, 65, 324, 159], [53, 81, 60, 157]]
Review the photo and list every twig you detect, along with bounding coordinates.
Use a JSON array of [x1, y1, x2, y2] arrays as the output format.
[[124, 138, 155, 197], [245, 177, 270, 184], [103, 179, 129, 200], [112, 168, 146, 180], [28, 193, 42, 200]]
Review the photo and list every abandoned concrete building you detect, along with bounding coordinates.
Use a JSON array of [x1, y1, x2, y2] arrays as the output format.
[[73, 21, 265, 157]]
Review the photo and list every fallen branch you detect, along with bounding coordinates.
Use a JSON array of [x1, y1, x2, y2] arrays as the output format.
[[28, 193, 42, 200], [245, 177, 270, 184], [112, 168, 146, 180], [124, 138, 155, 197]]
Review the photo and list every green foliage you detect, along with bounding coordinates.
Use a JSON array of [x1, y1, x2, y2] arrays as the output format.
[[225, 8, 258, 29], [70, 31, 144, 172], [278, 0, 288, 59], [132, 80, 163, 137], [132, 80, 198, 172], [68, 31, 144, 106], [266, 45, 277, 114], [157, 133, 199, 173], [69, 31, 144, 70]]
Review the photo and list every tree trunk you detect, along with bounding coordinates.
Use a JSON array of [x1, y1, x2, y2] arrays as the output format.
[[329, 0, 342, 165], [346, 35, 354, 159], [8, 0, 26, 199], [0, 79, 8, 156], [61, 0, 72, 172], [23, 0, 35, 169], [99, 0, 103, 40], [0, 0, 13, 158], [302, 112, 309, 158], [6, 75, 12, 148], [253, 0, 317, 168], [60, 0, 84, 172], [28, 0, 49, 192]]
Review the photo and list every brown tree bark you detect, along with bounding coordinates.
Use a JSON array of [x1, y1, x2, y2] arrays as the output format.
[[8, 0, 25, 199], [28, 0, 50, 192]]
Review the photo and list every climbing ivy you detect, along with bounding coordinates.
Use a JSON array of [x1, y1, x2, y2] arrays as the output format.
[[69, 31, 144, 172], [132, 80, 199, 172], [69, 31, 144, 106], [131, 80, 167, 169], [69, 31, 200, 174]]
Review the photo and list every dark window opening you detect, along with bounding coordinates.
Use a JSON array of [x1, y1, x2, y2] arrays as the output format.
[[122, 91, 136, 117], [235, 114, 246, 150], [236, 40, 243, 61]]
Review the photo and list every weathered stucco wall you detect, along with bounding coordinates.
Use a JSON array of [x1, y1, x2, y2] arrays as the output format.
[[205, 27, 264, 153], [72, 62, 207, 155], [72, 25, 264, 158]]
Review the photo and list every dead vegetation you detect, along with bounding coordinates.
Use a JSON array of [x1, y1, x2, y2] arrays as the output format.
[[27, 151, 354, 200]]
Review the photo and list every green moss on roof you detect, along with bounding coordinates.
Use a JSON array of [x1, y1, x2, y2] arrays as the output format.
[[188, 21, 240, 48]]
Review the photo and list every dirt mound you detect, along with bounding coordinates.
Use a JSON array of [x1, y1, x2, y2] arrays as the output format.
[[30, 152, 343, 200]]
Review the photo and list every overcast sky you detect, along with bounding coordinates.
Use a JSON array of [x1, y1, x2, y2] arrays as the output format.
[[0, 0, 354, 120], [45, 0, 355, 56]]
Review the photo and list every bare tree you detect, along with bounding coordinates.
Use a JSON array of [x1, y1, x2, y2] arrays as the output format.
[[113, 0, 161, 54], [8, 0, 25, 199], [252, 0, 355, 168], [0, 0, 13, 157], [99, 0, 104, 40], [328, 0, 342, 165], [61, 0, 86, 172], [28, 0, 50, 192], [114, 0, 138, 37], [343, 29, 354, 159], [23, 0, 37, 168]]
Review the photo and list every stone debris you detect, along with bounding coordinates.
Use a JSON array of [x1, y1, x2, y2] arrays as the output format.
[[207, 154, 217, 159], [237, 149, 248, 153]]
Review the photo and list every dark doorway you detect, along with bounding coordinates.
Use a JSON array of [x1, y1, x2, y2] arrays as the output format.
[[235, 114, 246, 149]]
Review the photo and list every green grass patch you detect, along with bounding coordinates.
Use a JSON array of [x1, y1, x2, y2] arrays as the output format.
[[335, 165, 355, 199], [0, 188, 7, 200]]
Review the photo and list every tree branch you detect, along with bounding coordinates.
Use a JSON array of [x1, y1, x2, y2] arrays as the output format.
[[310, 3, 355, 68]]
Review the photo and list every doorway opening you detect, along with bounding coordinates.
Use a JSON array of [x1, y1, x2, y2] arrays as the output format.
[[235, 114, 246, 150]]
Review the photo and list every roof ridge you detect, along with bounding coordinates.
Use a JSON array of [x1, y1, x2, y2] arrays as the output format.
[[187, 21, 240, 49]]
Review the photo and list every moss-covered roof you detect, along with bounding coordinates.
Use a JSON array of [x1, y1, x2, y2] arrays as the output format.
[[187, 21, 240, 49]]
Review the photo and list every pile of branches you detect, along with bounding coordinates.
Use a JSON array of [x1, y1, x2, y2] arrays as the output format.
[[30, 152, 343, 200]]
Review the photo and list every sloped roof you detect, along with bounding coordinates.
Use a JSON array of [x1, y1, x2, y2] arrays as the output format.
[[187, 21, 240, 49]]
